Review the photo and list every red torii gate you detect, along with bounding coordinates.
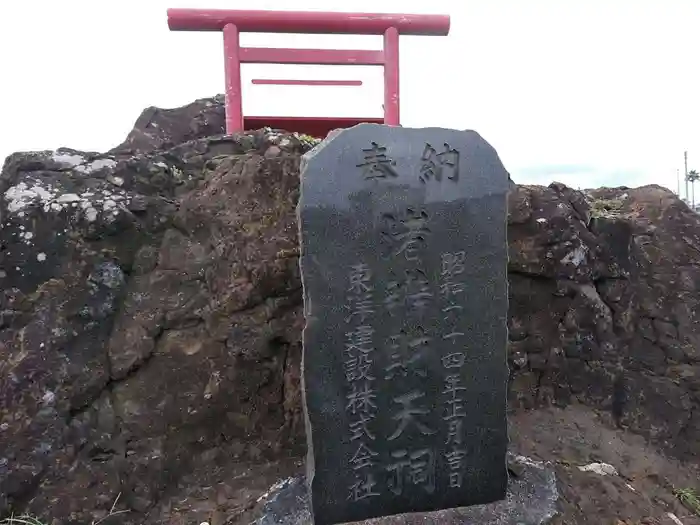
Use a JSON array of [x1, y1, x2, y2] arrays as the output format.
[[167, 8, 451, 138]]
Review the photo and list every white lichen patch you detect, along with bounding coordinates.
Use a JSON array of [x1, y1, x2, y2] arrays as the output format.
[[37, 252, 47, 262], [578, 462, 618, 476], [561, 245, 587, 267], [57, 194, 81, 203], [5, 182, 57, 213], [74, 158, 117, 174], [52, 152, 117, 175], [4, 177, 131, 224], [171, 166, 185, 180], [511, 455, 547, 469], [42, 390, 56, 405], [85, 207, 98, 222], [107, 174, 125, 187], [52, 153, 85, 167]]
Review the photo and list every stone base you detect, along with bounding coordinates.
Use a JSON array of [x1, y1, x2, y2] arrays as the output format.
[[251, 454, 559, 525]]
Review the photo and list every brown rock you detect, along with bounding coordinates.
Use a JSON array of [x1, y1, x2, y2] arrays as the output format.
[[1, 96, 699, 524]]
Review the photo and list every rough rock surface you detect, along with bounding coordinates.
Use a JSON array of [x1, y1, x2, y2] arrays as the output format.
[[1, 95, 700, 525], [0, 126, 310, 522], [508, 182, 700, 457], [109, 95, 227, 157], [250, 454, 559, 525]]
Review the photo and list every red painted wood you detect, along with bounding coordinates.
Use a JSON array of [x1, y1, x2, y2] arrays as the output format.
[[244, 116, 385, 138], [167, 7, 450, 136], [383, 27, 400, 126], [223, 23, 243, 134], [252, 79, 363, 86], [167, 8, 450, 36], [240, 47, 384, 66]]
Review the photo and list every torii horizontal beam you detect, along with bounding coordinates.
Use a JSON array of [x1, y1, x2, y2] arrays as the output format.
[[167, 8, 451, 36], [166, 8, 451, 136]]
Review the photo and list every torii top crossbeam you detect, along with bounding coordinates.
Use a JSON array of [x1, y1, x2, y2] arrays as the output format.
[[167, 8, 451, 137], [167, 9, 450, 35]]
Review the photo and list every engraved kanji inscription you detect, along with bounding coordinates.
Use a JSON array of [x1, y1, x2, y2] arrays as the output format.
[[350, 412, 376, 441], [344, 325, 375, 383], [345, 295, 374, 323], [345, 263, 375, 324], [345, 264, 375, 323], [386, 448, 437, 495], [446, 417, 464, 446], [444, 448, 468, 488], [441, 251, 466, 277], [345, 351, 374, 383], [300, 125, 510, 521], [440, 251, 466, 311], [384, 268, 433, 316], [348, 263, 373, 294], [384, 326, 430, 380], [388, 391, 436, 441], [381, 207, 431, 261], [345, 324, 374, 354], [442, 303, 464, 315], [346, 381, 378, 416], [356, 142, 399, 180], [442, 330, 466, 341], [343, 261, 380, 502], [385, 351, 428, 380], [350, 442, 379, 470], [388, 325, 431, 354], [349, 472, 381, 501], [438, 251, 471, 491], [442, 351, 466, 369], [440, 280, 464, 300], [419, 142, 460, 183], [443, 374, 467, 422]]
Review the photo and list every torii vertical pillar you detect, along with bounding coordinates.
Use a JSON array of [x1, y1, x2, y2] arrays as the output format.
[[223, 23, 243, 133], [167, 9, 451, 137]]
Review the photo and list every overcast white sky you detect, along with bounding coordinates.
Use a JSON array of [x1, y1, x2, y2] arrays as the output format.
[[1, 0, 699, 193]]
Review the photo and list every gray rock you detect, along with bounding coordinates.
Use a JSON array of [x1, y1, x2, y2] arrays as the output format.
[[298, 123, 511, 524], [251, 454, 558, 524]]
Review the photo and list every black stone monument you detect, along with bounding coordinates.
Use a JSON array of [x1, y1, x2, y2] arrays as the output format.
[[298, 124, 510, 525]]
